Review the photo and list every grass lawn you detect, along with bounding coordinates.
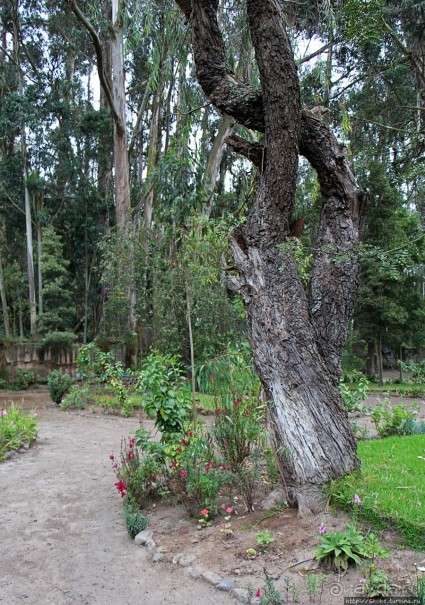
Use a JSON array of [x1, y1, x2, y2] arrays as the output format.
[[196, 392, 216, 412], [367, 383, 425, 398], [329, 435, 425, 550]]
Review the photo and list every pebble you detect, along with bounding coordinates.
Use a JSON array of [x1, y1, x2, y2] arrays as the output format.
[[232, 587, 250, 603], [134, 529, 153, 546], [152, 552, 164, 563], [178, 554, 196, 567], [216, 578, 235, 592], [145, 538, 156, 551], [201, 570, 222, 585]]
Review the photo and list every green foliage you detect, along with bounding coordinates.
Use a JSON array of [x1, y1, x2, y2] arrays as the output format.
[[329, 435, 425, 549], [339, 374, 370, 412], [371, 399, 421, 437], [60, 384, 90, 409], [112, 437, 164, 509], [37, 331, 76, 356], [305, 573, 326, 603], [256, 530, 275, 548], [401, 359, 425, 384], [313, 525, 387, 570], [213, 391, 265, 469], [123, 500, 148, 539], [364, 564, 391, 598], [12, 369, 39, 390], [138, 352, 192, 439], [258, 572, 285, 605], [38, 227, 76, 335], [195, 342, 260, 395], [48, 370, 74, 404], [0, 404, 38, 460], [76, 343, 114, 379]]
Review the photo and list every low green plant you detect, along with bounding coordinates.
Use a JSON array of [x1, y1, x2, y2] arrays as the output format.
[[411, 570, 425, 604], [123, 500, 148, 539], [312, 525, 387, 571], [111, 437, 165, 509], [256, 530, 275, 548], [104, 362, 135, 417], [305, 572, 326, 603], [363, 564, 391, 598], [76, 342, 114, 379], [48, 370, 74, 403], [60, 384, 90, 409], [12, 369, 39, 390], [0, 404, 38, 459], [258, 572, 285, 604], [400, 359, 425, 384], [339, 374, 370, 413], [213, 391, 266, 469], [371, 399, 420, 437], [137, 352, 192, 440]]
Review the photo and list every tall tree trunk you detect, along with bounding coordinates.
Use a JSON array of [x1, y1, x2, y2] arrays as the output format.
[[12, 7, 36, 337], [111, 0, 131, 228], [0, 246, 10, 337], [175, 0, 366, 514]]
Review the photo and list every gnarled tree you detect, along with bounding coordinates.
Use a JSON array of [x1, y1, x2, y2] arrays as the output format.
[[175, 0, 367, 514]]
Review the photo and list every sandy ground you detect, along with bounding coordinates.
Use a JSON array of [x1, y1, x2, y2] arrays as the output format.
[[0, 390, 234, 605], [0, 387, 424, 605]]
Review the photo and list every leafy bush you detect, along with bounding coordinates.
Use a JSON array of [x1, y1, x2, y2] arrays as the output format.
[[123, 500, 148, 539], [76, 342, 114, 379], [371, 400, 420, 437], [339, 374, 370, 413], [12, 369, 39, 390], [213, 391, 266, 469], [60, 384, 90, 409], [111, 437, 165, 509], [48, 370, 74, 403], [37, 331, 76, 355], [312, 525, 387, 570], [0, 404, 37, 460], [400, 359, 425, 384], [137, 352, 192, 439]]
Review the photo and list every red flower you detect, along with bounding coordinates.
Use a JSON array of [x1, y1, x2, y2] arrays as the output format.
[[172, 460, 178, 469], [114, 481, 127, 497], [177, 446, 182, 453], [109, 454, 114, 460], [181, 469, 187, 478], [255, 588, 261, 598], [215, 408, 221, 416], [129, 438, 135, 448], [182, 439, 189, 447], [187, 430, 193, 437]]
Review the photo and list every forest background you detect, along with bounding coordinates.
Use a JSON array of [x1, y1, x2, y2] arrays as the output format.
[[0, 0, 424, 382]]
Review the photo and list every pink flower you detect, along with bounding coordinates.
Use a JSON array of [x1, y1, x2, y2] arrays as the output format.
[[255, 588, 261, 598], [33, 412, 37, 417], [109, 454, 115, 460], [114, 481, 127, 497], [354, 494, 362, 505], [200, 509, 209, 517], [1, 410, 7, 416], [319, 522, 325, 535], [226, 507, 233, 514], [181, 469, 187, 478]]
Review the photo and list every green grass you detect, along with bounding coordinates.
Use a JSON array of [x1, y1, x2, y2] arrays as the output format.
[[196, 392, 216, 413], [368, 383, 425, 397], [0, 404, 38, 460], [329, 435, 425, 549]]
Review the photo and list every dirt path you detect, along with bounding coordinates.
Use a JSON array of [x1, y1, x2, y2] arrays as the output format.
[[0, 393, 234, 605]]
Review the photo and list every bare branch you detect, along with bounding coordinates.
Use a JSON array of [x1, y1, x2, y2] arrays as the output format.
[[66, 0, 123, 133]]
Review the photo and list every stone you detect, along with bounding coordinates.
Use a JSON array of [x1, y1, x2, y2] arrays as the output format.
[[232, 587, 250, 604], [258, 488, 287, 511], [152, 552, 164, 563], [178, 554, 196, 567], [201, 571, 222, 586], [216, 578, 235, 592], [172, 553, 184, 565], [186, 566, 204, 579], [156, 546, 170, 554], [134, 529, 153, 546], [145, 538, 156, 551]]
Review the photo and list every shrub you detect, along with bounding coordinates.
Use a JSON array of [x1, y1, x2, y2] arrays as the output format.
[[123, 500, 148, 539], [60, 384, 90, 409], [339, 374, 370, 413], [213, 391, 266, 469], [0, 404, 37, 459], [37, 331, 76, 356], [137, 352, 192, 440], [371, 400, 420, 437], [76, 342, 114, 379], [48, 370, 74, 403], [12, 369, 39, 390]]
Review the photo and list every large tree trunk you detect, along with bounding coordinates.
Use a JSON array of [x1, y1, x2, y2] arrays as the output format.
[[175, 0, 366, 514]]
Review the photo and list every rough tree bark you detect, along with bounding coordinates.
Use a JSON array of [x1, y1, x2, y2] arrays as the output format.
[[175, 0, 366, 514]]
